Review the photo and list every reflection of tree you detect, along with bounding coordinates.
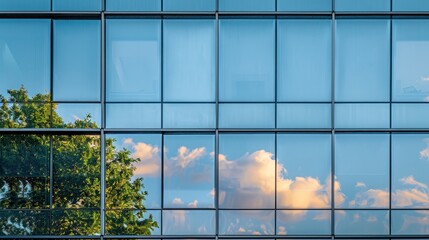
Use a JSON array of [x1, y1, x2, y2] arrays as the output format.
[[0, 87, 158, 235]]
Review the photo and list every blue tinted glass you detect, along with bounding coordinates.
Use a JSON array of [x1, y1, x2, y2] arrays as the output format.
[[277, 210, 331, 235], [335, 19, 390, 101], [0, 0, 50, 11], [163, 210, 215, 235], [55, 104, 101, 128], [219, 103, 275, 128], [277, 104, 331, 128], [163, 104, 215, 129], [219, 19, 275, 101], [163, 0, 215, 11], [277, 0, 331, 11], [335, 0, 390, 11], [277, 19, 331, 101], [0, 19, 50, 98], [219, 210, 275, 235], [392, 104, 429, 128], [393, 0, 429, 11], [219, 0, 275, 11], [335, 104, 390, 128], [393, 20, 429, 102], [163, 19, 215, 101], [106, 0, 161, 11], [335, 210, 389, 235], [53, 0, 101, 11], [106, 104, 161, 128], [107, 19, 161, 102], [54, 20, 100, 101], [392, 210, 429, 234]]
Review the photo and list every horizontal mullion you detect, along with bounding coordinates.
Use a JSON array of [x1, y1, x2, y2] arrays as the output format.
[[0, 11, 101, 18]]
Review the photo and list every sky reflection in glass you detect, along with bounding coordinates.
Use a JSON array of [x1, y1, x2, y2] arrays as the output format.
[[219, 210, 274, 235]]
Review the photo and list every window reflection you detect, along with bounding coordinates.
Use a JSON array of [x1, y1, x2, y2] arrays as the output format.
[[52, 0, 102, 11], [219, 103, 275, 128], [335, 0, 390, 11], [393, 0, 429, 11], [106, 210, 160, 235], [162, 210, 215, 235], [54, 104, 101, 129], [163, 104, 216, 129], [51, 210, 100, 235], [335, 210, 389, 235], [277, 104, 331, 129], [0, 0, 50, 11], [163, 0, 216, 11], [106, 103, 161, 128], [335, 103, 390, 129], [391, 210, 429, 235], [0, 210, 49, 235], [277, 0, 331, 11], [219, 210, 275, 235], [219, 0, 275, 11], [277, 210, 331, 235], [106, 0, 161, 11]]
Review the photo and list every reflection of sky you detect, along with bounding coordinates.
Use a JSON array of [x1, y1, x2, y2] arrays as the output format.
[[335, 210, 389, 235], [56, 104, 101, 127], [219, 210, 274, 235], [277, 210, 330, 235], [163, 210, 215, 235]]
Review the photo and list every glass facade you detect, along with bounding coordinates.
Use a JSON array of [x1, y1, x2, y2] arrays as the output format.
[[1, 0, 429, 239]]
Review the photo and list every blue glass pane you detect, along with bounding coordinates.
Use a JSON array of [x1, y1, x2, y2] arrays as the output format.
[[219, 19, 275, 101], [163, 104, 215, 128], [277, 210, 331, 235], [219, 104, 275, 128], [55, 104, 101, 128], [0, 19, 50, 98], [335, 19, 390, 101], [335, 0, 390, 11], [219, 0, 275, 11], [277, 19, 331, 101], [219, 210, 274, 235], [392, 104, 429, 128], [163, 19, 215, 101], [277, 0, 332, 11], [392, 210, 429, 234], [163, 0, 215, 11], [335, 210, 389, 235], [393, 0, 429, 11], [107, 19, 161, 101], [0, 0, 50, 11], [106, 0, 161, 11], [163, 210, 215, 235], [277, 104, 331, 128], [54, 20, 100, 101], [106, 104, 161, 128], [53, 0, 101, 11], [335, 103, 390, 128], [393, 20, 429, 102]]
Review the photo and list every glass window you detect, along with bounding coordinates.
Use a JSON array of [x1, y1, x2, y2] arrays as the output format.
[[335, 19, 390, 102], [106, 210, 161, 235], [54, 104, 101, 129], [219, 134, 275, 208], [163, 210, 215, 235], [335, 0, 390, 11], [335, 134, 390, 208], [277, 104, 331, 129], [219, 19, 275, 101], [164, 135, 214, 208], [53, 20, 100, 101], [0, 103, 51, 129], [392, 104, 429, 128], [163, 0, 216, 11], [0, 0, 50, 11], [106, 104, 161, 128], [107, 19, 161, 102], [277, 19, 331, 102], [335, 103, 390, 129], [393, 0, 429, 11], [52, 0, 102, 11], [106, 0, 161, 11], [219, 103, 275, 128], [393, 20, 429, 102], [0, 210, 49, 235], [277, 210, 331, 235], [335, 210, 389, 235], [392, 210, 429, 235], [277, 0, 331, 11], [0, 19, 50, 98], [277, 134, 331, 209], [219, 210, 275, 235], [219, 0, 275, 11], [163, 104, 216, 129], [51, 210, 100, 235], [163, 19, 215, 102]]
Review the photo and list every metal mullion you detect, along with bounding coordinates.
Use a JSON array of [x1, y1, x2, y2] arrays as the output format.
[[49, 135, 53, 234], [101, 129, 106, 237], [215, 129, 219, 237], [161, 133, 164, 235], [389, 13, 393, 237], [331, 6, 336, 238]]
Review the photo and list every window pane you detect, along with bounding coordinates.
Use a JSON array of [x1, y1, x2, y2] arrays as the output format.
[[0, 210, 49, 235], [335, 134, 390, 208], [106, 134, 161, 209], [0, 19, 50, 98], [163, 104, 215, 129], [163, 0, 215, 11], [163, 19, 215, 101], [54, 104, 101, 129], [219, 134, 275, 208], [219, 19, 275, 101], [392, 210, 429, 235], [393, 0, 429, 11], [0, 0, 50, 11], [277, 134, 331, 209], [106, 0, 161, 11], [335, 0, 390, 11], [277, 104, 331, 129], [392, 104, 429, 128], [277, 19, 331, 101], [106, 210, 161, 235], [277, 0, 331, 11], [335, 210, 389, 235], [393, 20, 429, 102], [219, 0, 275, 11], [335, 19, 390, 101], [392, 134, 429, 208], [52, 0, 101, 11], [162, 210, 215, 235], [107, 19, 161, 101], [335, 103, 390, 128], [51, 210, 100, 235], [54, 20, 100, 101], [219, 210, 274, 235], [277, 210, 331, 235], [106, 104, 161, 128], [219, 103, 275, 128], [164, 135, 214, 208], [0, 103, 51, 129]]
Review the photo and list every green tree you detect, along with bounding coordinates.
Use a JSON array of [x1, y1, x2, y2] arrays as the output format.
[[0, 87, 158, 235]]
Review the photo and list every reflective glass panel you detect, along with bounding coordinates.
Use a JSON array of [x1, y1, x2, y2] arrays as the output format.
[[219, 134, 275, 208], [335, 19, 390, 101], [106, 103, 161, 128], [219, 210, 275, 235], [219, 19, 275, 101], [277, 210, 331, 235], [335, 134, 390, 208], [393, 19, 429, 102], [52, 0, 102, 11], [162, 210, 215, 235], [106, 210, 161, 235], [163, 19, 215, 101], [277, 0, 331, 11], [1, 103, 51, 129], [392, 104, 429, 128], [106, 0, 161, 11], [54, 104, 101, 129], [219, 0, 275, 11], [335, 0, 390, 11], [51, 210, 100, 235], [277, 19, 331, 101], [335, 103, 390, 129], [107, 19, 161, 101], [163, 0, 216, 11], [53, 20, 100, 101], [0, 0, 50, 11], [219, 103, 275, 128], [277, 104, 331, 129], [393, 0, 429, 11], [391, 210, 429, 235], [0, 19, 50, 98], [0, 210, 49, 235], [335, 210, 389, 235], [163, 104, 215, 129]]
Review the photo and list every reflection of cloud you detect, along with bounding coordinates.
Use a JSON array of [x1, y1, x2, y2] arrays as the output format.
[[171, 146, 206, 168], [399, 210, 429, 233], [356, 182, 366, 188], [172, 198, 184, 205], [278, 226, 287, 235], [421, 76, 429, 81], [420, 139, 429, 160], [349, 189, 389, 208], [401, 176, 428, 189], [123, 138, 160, 177], [188, 200, 198, 208], [425, 96, 429, 102]]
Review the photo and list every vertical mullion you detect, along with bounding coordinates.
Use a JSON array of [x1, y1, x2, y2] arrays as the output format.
[[331, 9, 336, 239], [274, 13, 278, 236], [161, 133, 165, 235], [100, 10, 106, 239], [49, 16, 54, 235], [389, 14, 393, 237], [49, 135, 53, 235], [100, 130, 106, 238], [215, 9, 219, 238]]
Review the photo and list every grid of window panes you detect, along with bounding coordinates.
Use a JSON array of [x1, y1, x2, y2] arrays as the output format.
[[1, 0, 429, 239]]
